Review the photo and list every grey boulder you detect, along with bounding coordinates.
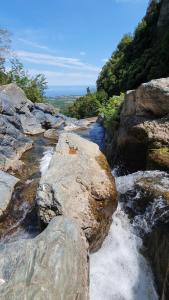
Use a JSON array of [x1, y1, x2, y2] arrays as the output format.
[[0, 216, 88, 300], [0, 171, 19, 218]]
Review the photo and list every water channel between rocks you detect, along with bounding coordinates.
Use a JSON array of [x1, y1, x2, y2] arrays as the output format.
[[0, 122, 159, 300]]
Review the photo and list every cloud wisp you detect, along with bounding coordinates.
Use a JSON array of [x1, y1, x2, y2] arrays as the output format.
[[15, 50, 100, 73]]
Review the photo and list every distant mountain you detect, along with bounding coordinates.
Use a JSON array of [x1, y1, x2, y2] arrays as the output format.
[[45, 85, 96, 97]]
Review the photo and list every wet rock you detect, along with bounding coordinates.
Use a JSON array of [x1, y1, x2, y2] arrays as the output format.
[[0, 171, 19, 218], [146, 224, 169, 300], [147, 147, 169, 171], [0, 216, 89, 300], [37, 133, 117, 252], [44, 128, 59, 140], [135, 172, 169, 201]]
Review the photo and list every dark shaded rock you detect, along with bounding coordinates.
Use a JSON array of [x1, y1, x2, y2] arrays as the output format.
[[0, 114, 32, 171]]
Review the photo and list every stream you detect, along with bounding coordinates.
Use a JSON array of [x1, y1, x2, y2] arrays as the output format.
[[0, 122, 160, 299]]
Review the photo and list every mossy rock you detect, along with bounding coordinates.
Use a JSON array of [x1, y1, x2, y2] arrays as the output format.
[[147, 147, 169, 171]]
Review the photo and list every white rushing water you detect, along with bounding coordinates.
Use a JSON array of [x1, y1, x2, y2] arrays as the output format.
[[90, 171, 159, 300], [40, 147, 54, 176]]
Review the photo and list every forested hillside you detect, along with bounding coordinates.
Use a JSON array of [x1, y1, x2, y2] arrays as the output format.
[[97, 0, 169, 97], [66, 0, 169, 119]]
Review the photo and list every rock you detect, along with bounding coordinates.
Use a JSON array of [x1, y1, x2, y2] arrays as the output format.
[[0, 171, 19, 218], [147, 227, 169, 300], [0, 216, 89, 300], [19, 113, 44, 135], [0, 99, 16, 116], [0, 114, 32, 171], [147, 147, 169, 171], [105, 78, 169, 172], [34, 102, 57, 115], [121, 78, 169, 117], [37, 133, 117, 252], [52, 117, 65, 129], [135, 171, 169, 201], [44, 128, 59, 140], [0, 83, 33, 113]]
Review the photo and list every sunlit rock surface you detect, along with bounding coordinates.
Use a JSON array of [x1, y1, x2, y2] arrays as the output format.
[[37, 132, 117, 252]]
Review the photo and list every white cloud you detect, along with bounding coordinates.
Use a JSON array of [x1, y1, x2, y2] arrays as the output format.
[[29, 68, 98, 86], [15, 50, 100, 72], [17, 38, 50, 51]]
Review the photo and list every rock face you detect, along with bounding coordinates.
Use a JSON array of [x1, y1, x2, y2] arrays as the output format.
[[37, 133, 117, 252], [0, 114, 32, 171], [0, 216, 89, 300], [0, 171, 19, 218], [133, 172, 169, 300], [0, 83, 92, 171], [105, 77, 169, 172]]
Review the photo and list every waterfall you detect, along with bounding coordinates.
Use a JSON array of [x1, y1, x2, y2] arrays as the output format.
[[90, 171, 159, 300], [40, 147, 54, 176]]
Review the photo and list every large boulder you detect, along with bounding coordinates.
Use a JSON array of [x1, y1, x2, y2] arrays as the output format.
[[0, 83, 33, 113], [121, 78, 169, 117], [19, 113, 44, 135], [0, 216, 89, 300], [106, 78, 169, 172], [0, 171, 19, 218], [34, 102, 57, 115], [37, 133, 117, 252]]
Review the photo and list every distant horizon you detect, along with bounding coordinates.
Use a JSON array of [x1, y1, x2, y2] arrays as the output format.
[[45, 85, 96, 97]]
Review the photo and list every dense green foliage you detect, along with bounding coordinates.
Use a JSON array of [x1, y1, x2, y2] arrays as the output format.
[[97, 0, 169, 97], [65, 91, 103, 119], [99, 94, 124, 128], [0, 30, 47, 103]]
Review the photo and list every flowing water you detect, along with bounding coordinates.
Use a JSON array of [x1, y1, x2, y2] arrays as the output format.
[[0, 135, 55, 242], [0, 122, 162, 299], [90, 171, 159, 300]]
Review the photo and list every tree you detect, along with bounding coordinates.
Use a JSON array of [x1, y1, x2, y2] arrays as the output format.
[[6, 58, 47, 102], [0, 29, 11, 83]]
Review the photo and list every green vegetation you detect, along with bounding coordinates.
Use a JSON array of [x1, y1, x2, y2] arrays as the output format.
[[99, 94, 124, 128], [97, 0, 169, 97], [66, 1, 169, 126], [65, 91, 103, 119], [0, 29, 47, 103]]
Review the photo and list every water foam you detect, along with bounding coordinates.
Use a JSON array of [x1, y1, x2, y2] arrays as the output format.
[[90, 171, 159, 300], [40, 147, 54, 176]]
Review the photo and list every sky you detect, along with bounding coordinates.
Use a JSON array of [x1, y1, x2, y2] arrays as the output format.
[[0, 0, 149, 92]]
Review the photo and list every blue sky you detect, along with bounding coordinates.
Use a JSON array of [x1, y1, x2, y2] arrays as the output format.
[[0, 0, 149, 88]]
